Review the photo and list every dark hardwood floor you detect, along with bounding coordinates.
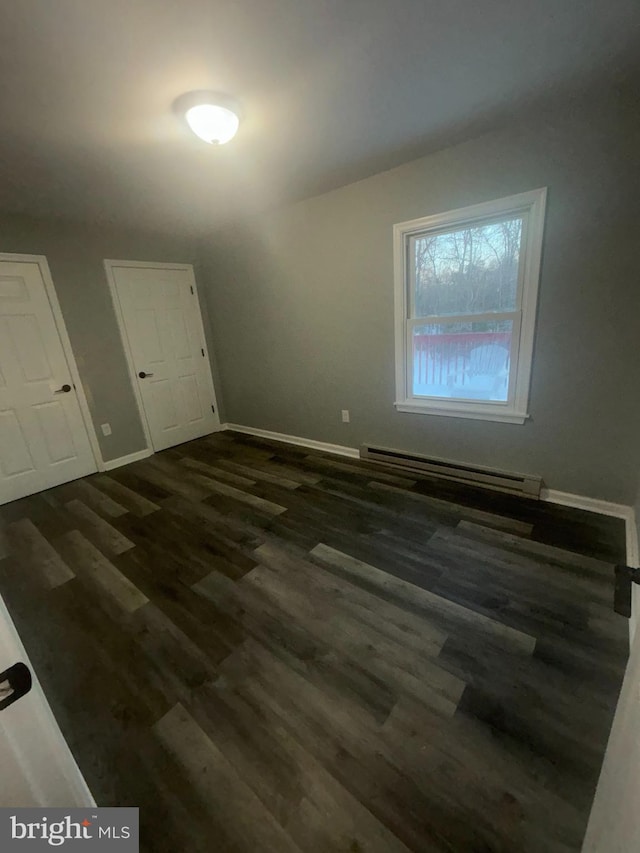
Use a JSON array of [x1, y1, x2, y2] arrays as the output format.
[[0, 430, 629, 852]]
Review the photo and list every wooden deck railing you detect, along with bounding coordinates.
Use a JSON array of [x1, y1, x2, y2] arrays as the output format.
[[413, 332, 511, 385]]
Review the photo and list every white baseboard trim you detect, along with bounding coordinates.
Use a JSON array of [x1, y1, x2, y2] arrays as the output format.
[[222, 423, 359, 459], [102, 447, 154, 471], [540, 488, 631, 520], [542, 487, 637, 564]]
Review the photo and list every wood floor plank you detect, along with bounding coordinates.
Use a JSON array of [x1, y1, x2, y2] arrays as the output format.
[[154, 702, 303, 853], [302, 455, 419, 488], [455, 520, 615, 574], [115, 546, 246, 658], [92, 474, 160, 517], [226, 638, 459, 853], [134, 458, 213, 502], [64, 499, 135, 555], [244, 562, 464, 718], [5, 518, 75, 588], [206, 432, 275, 461], [244, 459, 323, 486], [178, 456, 256, 487], [432, 525, 614, 604], [203, 477, 288, 516], [108, 467, 173, 504], [0, 520, 9, 560], [68, 479, 128, 517], [370, 481, 535, 535], [310, 542, 538, 654], [162, 493, 261, 544], [211, 574, 402, 725], [116, 728, 233, 853], [131, 603, 223, 706], [3, 492, 76, 543], [252, 541, 448, 653], [426, 530, 624, 645], [56, 530, 148, 613], [192, 679, 414, 853], [214, 458, 302, 490], [382, 697, 587, 852], [275, 474, 445, 554]]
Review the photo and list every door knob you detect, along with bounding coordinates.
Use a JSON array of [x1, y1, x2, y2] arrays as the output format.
[[0, 662, 32, 711], [54, 383, 72, 394], [138, 371, 154, 379]]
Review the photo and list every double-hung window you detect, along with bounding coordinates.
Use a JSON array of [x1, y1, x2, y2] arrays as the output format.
[[393, 188, 546, 424]]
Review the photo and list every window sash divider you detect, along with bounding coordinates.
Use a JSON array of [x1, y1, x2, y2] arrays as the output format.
[[407, 311, 519, 326]]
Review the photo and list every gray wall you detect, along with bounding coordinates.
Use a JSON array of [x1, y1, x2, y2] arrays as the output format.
[[199, 87, 640, 504], [0, 214, 201, 462]]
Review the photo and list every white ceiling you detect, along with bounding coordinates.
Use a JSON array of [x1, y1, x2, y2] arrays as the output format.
[[0, 0, 638, 235]]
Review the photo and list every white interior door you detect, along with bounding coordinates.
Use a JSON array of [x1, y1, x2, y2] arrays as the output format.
[[108, 263, 220, 452], [582, 622, 639, 851], [0, 594, 94, 807], [0, 258, 97, 506]]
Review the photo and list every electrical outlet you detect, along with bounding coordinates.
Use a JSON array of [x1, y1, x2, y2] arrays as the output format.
[[101, 423, 112, 436], [341, 410, 350, 423]]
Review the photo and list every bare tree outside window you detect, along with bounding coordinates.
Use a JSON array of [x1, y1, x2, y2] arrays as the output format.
[[413, 217, 522, 321]]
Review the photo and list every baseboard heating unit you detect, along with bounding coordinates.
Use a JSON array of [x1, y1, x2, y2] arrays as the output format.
[[360, 445, 542, 499]]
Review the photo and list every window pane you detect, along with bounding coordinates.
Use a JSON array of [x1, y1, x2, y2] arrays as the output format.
[[412, 217, 522, 317], [412, 321, 512, 402]]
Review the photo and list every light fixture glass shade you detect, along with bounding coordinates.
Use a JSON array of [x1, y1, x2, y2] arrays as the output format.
[[185, 103, 239, 145]]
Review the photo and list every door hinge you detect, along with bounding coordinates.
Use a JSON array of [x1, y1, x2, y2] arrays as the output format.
[[211, 404, 215, 414], [190, 285, 194, 294], [201, 348, 205, 357]]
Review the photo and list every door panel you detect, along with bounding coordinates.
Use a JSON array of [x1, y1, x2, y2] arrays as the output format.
[[35, 401, 78, 463], [0, 411, 35, 476], [152, 378, 180, 430], [8, 314, 55, 382], [138, 310, 164, 364], [0, 260, 97, 505], [112, 265, 219, 452], [171, 310, 191, 360]]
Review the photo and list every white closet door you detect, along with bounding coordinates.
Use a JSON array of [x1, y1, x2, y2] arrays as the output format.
[[582, 621, 640, 852], [110, 264, 219, 452], [0, 259, 97, 506]]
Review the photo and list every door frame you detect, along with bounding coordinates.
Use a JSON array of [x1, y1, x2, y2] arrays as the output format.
[[0, 253, 103, 473], [103, 259, 222, 454]]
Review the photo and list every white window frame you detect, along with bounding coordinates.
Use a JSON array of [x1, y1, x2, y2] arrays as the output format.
[[393, 188, 547, 424]]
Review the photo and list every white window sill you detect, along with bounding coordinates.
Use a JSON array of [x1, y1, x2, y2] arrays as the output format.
[[394, 401, 529, 424]]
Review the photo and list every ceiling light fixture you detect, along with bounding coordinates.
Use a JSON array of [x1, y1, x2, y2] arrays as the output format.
[[174, 91, 240, 145]]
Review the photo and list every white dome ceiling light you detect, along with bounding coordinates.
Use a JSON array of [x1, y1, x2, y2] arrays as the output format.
[[175, 91, 240, 145]]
